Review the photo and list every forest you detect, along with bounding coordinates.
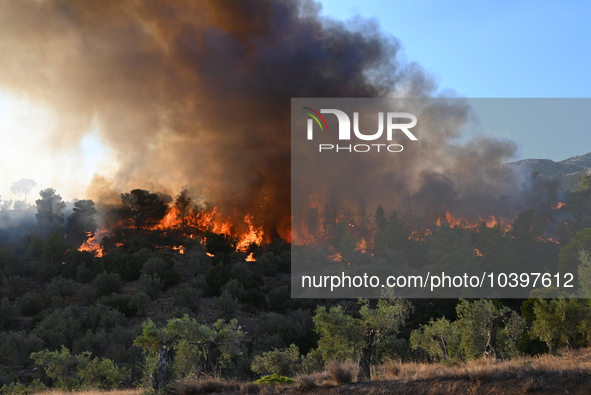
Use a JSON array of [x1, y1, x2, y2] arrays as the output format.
[[0, 174, 590, 394]]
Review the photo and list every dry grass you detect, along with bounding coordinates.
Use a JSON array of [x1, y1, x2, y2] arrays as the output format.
[[294, 375, 317, 392], [324, 360, 356, 385], [36, 391, 142, 395], [174, 377, 240, 394], [32, 349, 591, 395], [373, 347, 591, 392]]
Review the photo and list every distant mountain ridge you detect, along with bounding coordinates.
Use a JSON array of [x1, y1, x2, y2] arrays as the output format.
[[509, 152, 591, 191]]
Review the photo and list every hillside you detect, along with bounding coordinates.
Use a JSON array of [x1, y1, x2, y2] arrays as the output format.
[[510, 151, 591, 190]]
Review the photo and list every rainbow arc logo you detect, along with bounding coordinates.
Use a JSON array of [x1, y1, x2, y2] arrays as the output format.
[[302, 107, 328, 131]]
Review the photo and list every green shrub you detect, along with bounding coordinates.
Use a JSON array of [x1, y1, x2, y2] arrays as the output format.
[[251, 344, 300, 377], [30, 346, 129, 390], [206, 263, 231, 296], [0, 298, 18, 330], [77, 353, 131, 389], [159, 270, 182, 290], [91, 271, 123, 297], [2, 276, 28, 300], [72, 328, 109, 356], [16, 292, 48, 317], [31, 306, 82, 350], [0, 331, 44, 368], [46, 276, 78, 298], [98, 248, 151, 281], [84, 303, 126, 330], [0, 365, 13, 387], [221, 279, 245, 301], [0, 379, 47, 395], [139, 273, 163, 299], [97, 293, 135, 317], [142, 257, 170, 275], [128, 292, 151, 316], [215, 290, 237, 320], [254, 374, 295, 385], [75, 263, 95, 283], [174, 287, 201, 313], [267, 285, 293, 312]]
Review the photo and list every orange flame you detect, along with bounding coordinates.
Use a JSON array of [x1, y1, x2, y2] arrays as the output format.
[[355, 238, 367, 253], [436, 210, 512, 231], [172, 245, 185, 254], [236, 215, 264, 252], [245, 252, 256, 262], [78, 231, 105, 257], [552, 202, 566, 210], [409, 228, 432, 241]]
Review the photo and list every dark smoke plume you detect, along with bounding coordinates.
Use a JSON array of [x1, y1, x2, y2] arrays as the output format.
[[0, 0, 549, 240]]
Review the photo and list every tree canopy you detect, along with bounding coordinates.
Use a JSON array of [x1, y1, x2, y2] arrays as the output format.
[[313, 298, 411, 381], [10, 178, 36, 205], [35, 188, 66, 237], [119, 189, 168, 232]]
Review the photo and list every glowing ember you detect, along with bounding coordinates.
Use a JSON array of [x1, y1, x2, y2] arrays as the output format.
[[537, 236, 560, 244], [172, 245, 185, 254], [409, 229, 432, 241], [552, 202, 566, 210], [436, 210, 512, 231], [355, 239, 367, 253], [474, 248, 484, 257], [206, 252, 214, 257]]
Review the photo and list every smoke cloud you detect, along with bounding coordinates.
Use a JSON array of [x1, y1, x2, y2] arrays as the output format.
[[0, 0, 552, 240]]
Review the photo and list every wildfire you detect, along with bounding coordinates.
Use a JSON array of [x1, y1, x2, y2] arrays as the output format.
[[246, 252, 256, 262], [191, 206, 233, 235], [172, 245, 185, 254], [78, 231, 105, 257], [474, 248, 484, 257], [154, 206, 181, 229], [436, 210, 512, 231], [291, 194, 329, 246], [355, 239, 367, 253], [236, 215, 264, 252], [409, 228, 433, 241], [189, 208, 264, 252], [536, 236, 560, 244], [552, 202, 566, 210]]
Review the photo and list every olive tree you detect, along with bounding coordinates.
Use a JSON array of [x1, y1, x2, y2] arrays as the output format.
[[313, 298, 411, 382], [530, 298, 589, 352], [410, 317, 458, 361], [134, 315, 245, 391]]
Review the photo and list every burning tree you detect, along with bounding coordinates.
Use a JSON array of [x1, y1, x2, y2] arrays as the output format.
[[119, 189, 168, 232], [66, 200, 98, 246], [174, 189, 191, 231]]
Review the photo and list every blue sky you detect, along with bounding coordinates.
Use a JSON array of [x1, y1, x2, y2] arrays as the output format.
[[319, 0, 591, 161]]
